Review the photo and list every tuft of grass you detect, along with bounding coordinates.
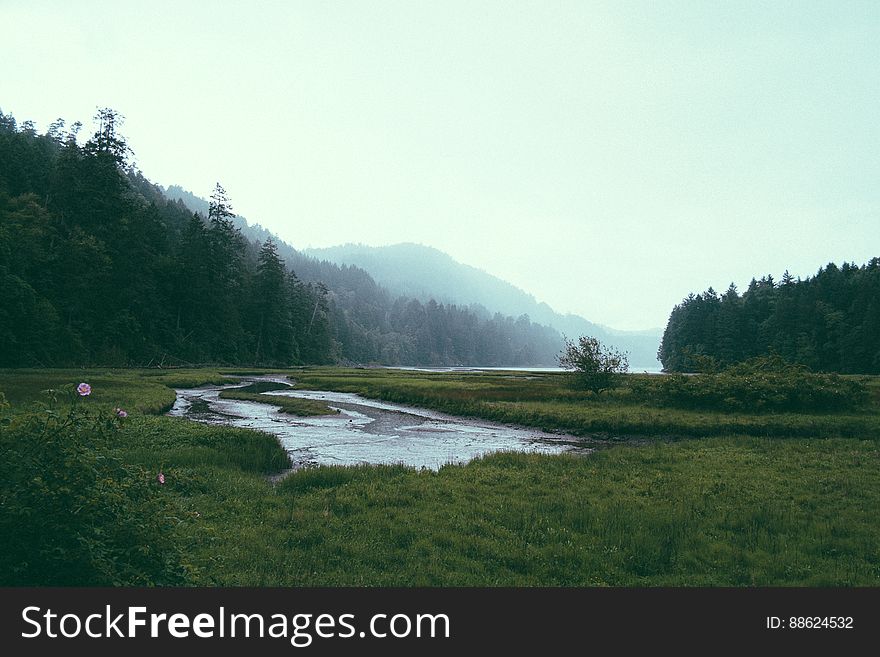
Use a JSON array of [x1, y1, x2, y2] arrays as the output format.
[[218, 389, 337, 416], [118, 416, 291, 475], [277, 463, 411, 495], [232, 381, 293, 393]]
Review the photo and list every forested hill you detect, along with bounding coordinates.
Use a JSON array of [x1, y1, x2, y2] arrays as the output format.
[[307, 242, 585, 327], [0, 108, 564, 367], [658, 261, 880, 374], [306, 243, 663, 368], [164, 185, 566, 366]]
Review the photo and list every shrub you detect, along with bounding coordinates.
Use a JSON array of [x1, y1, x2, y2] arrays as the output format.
[[558, 336, 629, 393], [0, 401, 186, 585], [629, 356, 868, 413]]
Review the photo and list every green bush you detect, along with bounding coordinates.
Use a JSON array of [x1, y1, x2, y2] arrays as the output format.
[[0, 403, 187, 585], [630, 356, 868, 412], [558, 335, 629, 393]]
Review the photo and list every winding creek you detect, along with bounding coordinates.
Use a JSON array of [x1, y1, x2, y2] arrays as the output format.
[[167, 379, 592, 470]]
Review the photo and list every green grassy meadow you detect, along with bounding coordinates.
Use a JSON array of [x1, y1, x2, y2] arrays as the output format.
[[1, 367, 878, 586]]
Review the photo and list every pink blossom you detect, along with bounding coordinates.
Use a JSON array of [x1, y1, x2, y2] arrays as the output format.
[[115, 408, 128, 418], [157, 472, 165, 485], [77, 382, 91, 396]]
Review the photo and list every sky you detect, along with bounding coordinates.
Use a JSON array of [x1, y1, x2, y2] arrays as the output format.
[[2, 1, 878, 331]]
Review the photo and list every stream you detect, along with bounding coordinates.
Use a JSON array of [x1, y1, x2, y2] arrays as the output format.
[[167, 379, 592, 470]]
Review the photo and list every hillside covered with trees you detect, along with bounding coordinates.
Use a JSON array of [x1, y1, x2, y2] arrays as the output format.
[[305, 242, 662, 367], [0, 108, 563, 368], [163, 186, 566, 366], [658, 261, 880, 374]]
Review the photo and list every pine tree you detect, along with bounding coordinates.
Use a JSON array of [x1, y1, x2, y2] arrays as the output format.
[[252, 238, 294, 364], [84, 108, 132, 165], [173, 214, 211, 361], [205, 183, 246, 362]]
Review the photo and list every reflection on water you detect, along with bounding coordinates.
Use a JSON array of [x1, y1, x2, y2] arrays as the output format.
[[168, 381, 590, 470]]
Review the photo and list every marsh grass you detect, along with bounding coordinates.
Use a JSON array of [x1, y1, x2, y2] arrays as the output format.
[[288, 368, 880, 439], [1, 367, 878, 586], [0, 368, 237, 414], [119, 416, 291, 474], [179, 438, 880, 586], [232, 381, 293, 393], [218, 390, 337, 416]]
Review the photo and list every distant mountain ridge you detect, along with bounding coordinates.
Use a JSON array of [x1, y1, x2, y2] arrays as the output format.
[[306, 242, 591, 326], [306, 243, 662, 368]]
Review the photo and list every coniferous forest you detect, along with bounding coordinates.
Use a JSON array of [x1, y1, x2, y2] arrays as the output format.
[[0, 109, 563, 368], [658, 263, 880, 374]]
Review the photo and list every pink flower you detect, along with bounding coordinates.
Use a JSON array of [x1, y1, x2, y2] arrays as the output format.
[[77, 382, 91, 396], [157, 472, 165, 485], [115, 408, 128, 418]]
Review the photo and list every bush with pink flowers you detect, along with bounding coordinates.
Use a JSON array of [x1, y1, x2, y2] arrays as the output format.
[[0, 387, 186, 585]]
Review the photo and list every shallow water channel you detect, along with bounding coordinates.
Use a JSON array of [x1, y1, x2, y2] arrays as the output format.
[[167, 379, 591, 470]]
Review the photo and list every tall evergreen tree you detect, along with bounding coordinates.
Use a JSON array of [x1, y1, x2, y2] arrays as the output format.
[[204, 182, 247, 362], [251, 238, 294, 364]]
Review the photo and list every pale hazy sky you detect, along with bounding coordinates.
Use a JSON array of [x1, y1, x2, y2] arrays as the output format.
[[2, 1, 878, 330]]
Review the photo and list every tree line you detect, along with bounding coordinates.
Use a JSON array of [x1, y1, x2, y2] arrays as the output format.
[[0, 108, 563, 367], [658, 261, 880, 374]]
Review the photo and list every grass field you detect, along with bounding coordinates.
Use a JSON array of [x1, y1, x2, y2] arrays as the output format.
[[289, 367, 880, 439], [1, 366, 878, 586]]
